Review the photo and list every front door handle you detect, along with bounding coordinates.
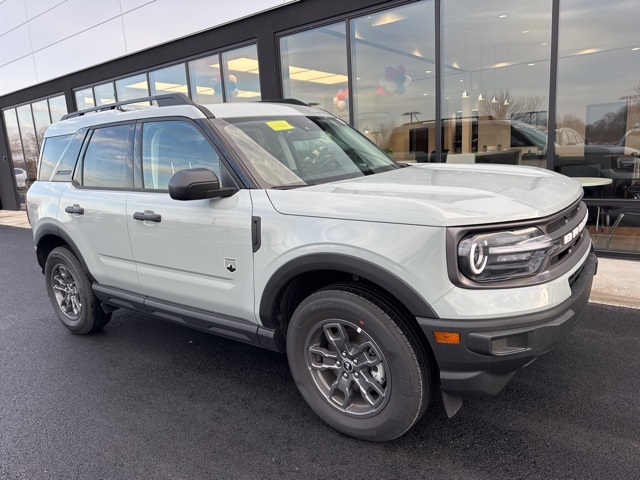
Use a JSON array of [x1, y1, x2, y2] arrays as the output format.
[[133, 210, 162, 222], [65, 204, 84, 215]]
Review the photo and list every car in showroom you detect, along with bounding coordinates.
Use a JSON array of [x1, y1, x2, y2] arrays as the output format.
[[27, 94, 596, 441]]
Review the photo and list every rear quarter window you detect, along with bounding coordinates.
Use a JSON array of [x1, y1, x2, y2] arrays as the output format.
[[38, 131, 87, 182]]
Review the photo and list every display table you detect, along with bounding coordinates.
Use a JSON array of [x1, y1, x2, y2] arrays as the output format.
[[573, 177, 613, 187]]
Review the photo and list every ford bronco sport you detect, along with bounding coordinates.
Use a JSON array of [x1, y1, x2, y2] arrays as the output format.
[[27, 94, 597, 441]]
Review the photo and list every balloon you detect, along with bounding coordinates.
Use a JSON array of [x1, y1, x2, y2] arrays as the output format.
[[378, 77, 386, 87], [376, 87, 384, 95], [395, 74, 406, 85], [228, 74, 237, 83], [386, 80, 397, 93], [227, 81, 237, 91], [396, 64, 406, 76], [337, 100, 346, 111], [396, 84, 406, 96], [337, 91, 346, 101], [333, 96, 339, 105], [344, 89, 348, 95], [213, 82, 222, 94], [231, 89, 239, 98], [404, 75, 412, 86], [385, 66, 396, 80]]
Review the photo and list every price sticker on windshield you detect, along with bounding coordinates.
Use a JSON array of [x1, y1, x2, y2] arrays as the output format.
[[266, 120, 295, 131]]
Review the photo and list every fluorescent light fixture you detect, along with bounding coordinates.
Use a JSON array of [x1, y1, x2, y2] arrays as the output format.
[[196, 86, 214, 95], [124, 81, 149, 90], [84, 97, 94, 105], [226, 57, 260, 73], [493, 61, 509, 68], [576, 48, 602, 55], [288, 66, 348, 84], [371, 12, 407, 27], [425, 70, 432, 74], [236, 90, 261, 98], [153, 82, 189, 93]]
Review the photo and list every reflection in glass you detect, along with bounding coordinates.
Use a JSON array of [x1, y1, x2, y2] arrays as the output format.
[[3, 108, 26, 173], [16, 104, 39, 181], [557, 0, 640, 254], [115, 73, 149, 102], [149, 64, 188, 96], [189, 54, 223, 105], [75, 87, 94, 111], [31, 99, 51, 148], [48, 95, 68, 122], [280, 23, 348, 120], [94, 82, 116, 105], [350, 2, 435, 160], [221, 44, 262, 103], [442, 0, 551, 167]]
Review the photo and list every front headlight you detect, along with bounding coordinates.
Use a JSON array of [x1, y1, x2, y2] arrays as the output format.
[[458, 227, 554, 282]]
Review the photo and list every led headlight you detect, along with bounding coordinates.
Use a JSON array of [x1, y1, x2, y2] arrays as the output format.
[[458, 227, 554, 282]]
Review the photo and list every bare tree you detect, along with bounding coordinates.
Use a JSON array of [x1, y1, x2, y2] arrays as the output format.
[[479, 90, 545, 123], [558, 114, 586, 137], [373, 121, 395, 153]]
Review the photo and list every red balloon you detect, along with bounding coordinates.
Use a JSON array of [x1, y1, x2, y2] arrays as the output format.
[[336, 91, 346, 101], [376, 87, 384, 94]]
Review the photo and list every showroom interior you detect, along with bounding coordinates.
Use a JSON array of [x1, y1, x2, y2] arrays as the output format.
[[1, 0, 639, 257]]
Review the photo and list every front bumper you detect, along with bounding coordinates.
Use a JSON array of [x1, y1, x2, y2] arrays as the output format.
[[418, 251, 597, 397]]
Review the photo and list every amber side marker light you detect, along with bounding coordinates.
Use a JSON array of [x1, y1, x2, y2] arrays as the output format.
[[433, 331, 461, 344]]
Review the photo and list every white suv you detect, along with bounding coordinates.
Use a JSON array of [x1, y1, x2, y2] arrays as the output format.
[[27, 94, 597, 441]]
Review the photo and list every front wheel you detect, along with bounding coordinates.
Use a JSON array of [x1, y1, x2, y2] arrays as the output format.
[[287, 285, 433, 441], [44, 246, 111, 334]]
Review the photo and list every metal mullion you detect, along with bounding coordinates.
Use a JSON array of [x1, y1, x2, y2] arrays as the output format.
[[345, 18, 354, 127], [547, 0, 560, 171], [435, 0, 442, 162], [184, 62, 193, 99], [219, 53, 228, 103]]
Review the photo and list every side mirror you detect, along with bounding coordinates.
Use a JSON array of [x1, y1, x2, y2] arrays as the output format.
[[168, 168, 237, 201]]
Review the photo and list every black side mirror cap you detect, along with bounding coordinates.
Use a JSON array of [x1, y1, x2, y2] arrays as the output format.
[[168, 168, 237, 201]]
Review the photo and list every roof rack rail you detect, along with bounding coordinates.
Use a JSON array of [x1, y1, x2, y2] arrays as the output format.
[[259, 98, 308, 106], [61, 93, 196, 120]]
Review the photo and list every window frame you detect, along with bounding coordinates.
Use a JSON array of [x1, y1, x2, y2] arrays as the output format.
[[73, 121, 136, 191]]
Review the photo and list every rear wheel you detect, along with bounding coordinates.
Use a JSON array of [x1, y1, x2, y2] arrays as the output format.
[[44, 246, 111, 334], [287, 284, 433, 441]]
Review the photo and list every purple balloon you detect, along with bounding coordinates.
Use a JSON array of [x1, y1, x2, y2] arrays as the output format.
[[396, 64, 406, 76], [385, 66, 396, 80]]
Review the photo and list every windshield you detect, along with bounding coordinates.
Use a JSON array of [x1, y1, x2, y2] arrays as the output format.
[[216, 115, 397, 188]]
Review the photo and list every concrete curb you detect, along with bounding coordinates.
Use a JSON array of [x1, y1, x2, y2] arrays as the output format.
[[1, 209, 638, 309]]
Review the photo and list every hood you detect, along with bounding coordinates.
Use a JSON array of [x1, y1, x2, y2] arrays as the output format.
[[266, 164, 583, 227]]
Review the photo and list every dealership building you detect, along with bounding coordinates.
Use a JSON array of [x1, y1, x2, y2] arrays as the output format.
[[1, 0, 639, 257]]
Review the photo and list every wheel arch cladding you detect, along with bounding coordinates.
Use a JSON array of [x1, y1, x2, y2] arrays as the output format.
[[35, 225, 94, 282], [259, 253, 439, 330]]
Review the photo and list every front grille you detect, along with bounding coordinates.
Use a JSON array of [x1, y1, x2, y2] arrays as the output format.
[[539, 200, 588, 270]]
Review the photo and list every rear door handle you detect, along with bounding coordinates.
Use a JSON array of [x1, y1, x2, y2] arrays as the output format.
[[133, 210, 162, 222], [65, 204, 84, 215]]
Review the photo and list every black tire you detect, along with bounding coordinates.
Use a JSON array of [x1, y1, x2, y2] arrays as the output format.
[[287, 284, 433, 441], [44, 246, 111, 334]]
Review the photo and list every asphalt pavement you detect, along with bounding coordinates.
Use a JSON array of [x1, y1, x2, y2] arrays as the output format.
[[1, 225, 639, 480]]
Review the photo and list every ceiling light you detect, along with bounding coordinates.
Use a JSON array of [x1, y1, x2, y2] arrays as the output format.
[[491, 96, 498, 103], [499, 14, 507, 18], [125, 81, 150, 90], [226, 57, 260, 73], [522, 30, 530, 34], [423, 93, 428, 96], [462, 90, 469, 99], [477, 93, 485, 101], [541, 42, 548, 46], [576, 48, 602, 55], [459, 79, 464, 83], [236, 90, 261, 98], [288, 66, 348, 84], [528, 63, 535, 66], [632, 47, 640, 51], [503, 99, 510, 106], [371, 12, 407, 27], [153, 82, 188, 93], [425, 70, 432, 74]]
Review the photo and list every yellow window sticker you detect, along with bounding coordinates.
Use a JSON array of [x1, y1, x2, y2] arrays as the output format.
[[266, 120, 295, 131]]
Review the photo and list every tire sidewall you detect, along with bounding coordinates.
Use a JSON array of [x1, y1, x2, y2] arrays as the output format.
[[44, 248, 94, 334], [287, 290, 425, 441]]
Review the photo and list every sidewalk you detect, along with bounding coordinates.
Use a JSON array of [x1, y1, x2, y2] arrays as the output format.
[[1, 209, 638, 309]]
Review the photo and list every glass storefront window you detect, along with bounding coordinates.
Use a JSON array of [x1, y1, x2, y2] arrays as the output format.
[[557, 0, 640, 254], [149, 64, 189, 96], [188, 54, 223, 105], [31, 99, 50, 148], [115, 73, 149, 103], [221, 44, 261, 103], [3, 108, 26, 174], [350, 2, 436, 160], [280, 23, 348, 120], [75, 87, 94, 111], [94, 82, 116, 105], [15, 104, 39, 182], [442, 0, 551, 167], [48, 95, 68, 122]]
